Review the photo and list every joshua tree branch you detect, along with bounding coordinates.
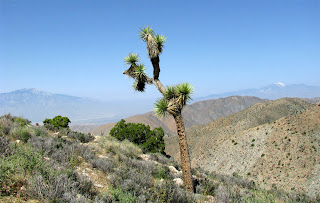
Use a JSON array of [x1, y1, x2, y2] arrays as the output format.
[[151, 56, 160, 80], [123, 70, 166, 96]]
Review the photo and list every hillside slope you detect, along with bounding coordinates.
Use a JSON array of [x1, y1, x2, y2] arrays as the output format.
[[165, 98, 319, 197], [91, 96, 266, 135], [2, 113, 318, 202]]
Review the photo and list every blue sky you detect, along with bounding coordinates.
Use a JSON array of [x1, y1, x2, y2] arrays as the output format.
[[1, 0, 319, 101]]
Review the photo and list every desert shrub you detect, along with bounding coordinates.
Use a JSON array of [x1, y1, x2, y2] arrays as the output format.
[[0, 143, 49, 196], [33, 126, 48, 137], [0, 126, 11, 136], [148, 152, 178, 167], [0, 136, 11, 156], [151, 180, 195, 203], [125, 158, 157, 173], [242, 190, 277, 203], [28, 172, 95, 202], [10, 127, 32, 142], [100, 135, 142, 158], [109, 187, 137, 202], [110, 119, 165, 154], [43, 123, 56, 131], [90, 157, 116, 173], [15, 117, 31, 126], [195, 178, 217, 196], [0, 134, 96, 201], [28, 136, 87, 168], [0, 115, 31, 138], [215, 184, 241, 203], [153, 165, 171, 179], [109, 167, 153, 197], [214, 173, 256, 190], [68, 131, 94, 143], [94, 192, 113, 203]]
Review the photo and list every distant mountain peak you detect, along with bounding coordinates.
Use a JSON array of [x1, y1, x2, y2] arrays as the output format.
[[274, 82, 286, 87], [14, 88, 53, 96], [196, 83, 320, 101]]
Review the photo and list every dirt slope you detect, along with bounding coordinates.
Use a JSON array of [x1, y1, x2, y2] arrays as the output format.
[[165, 98, 319, 197]]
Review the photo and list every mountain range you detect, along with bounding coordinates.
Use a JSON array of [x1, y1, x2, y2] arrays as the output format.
[[165, 98, 320, 197], [1, 83, 319, 125], [90, 96, 266, 136], [195, 83, 320, 101], [0, 88, 153, 124]]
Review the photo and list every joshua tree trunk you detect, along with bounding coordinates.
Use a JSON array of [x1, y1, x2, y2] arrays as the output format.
[[173, 112, 193, 193]]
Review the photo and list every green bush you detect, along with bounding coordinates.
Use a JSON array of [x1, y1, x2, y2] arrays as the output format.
[[43, 115, 71, 130], [153, 165, 170, 179], [0, 143, 48, 196], [15, 117, 31, 126], [110, 119, 165, 154], [0, 114, 31, 136], [109, 187, 137, 202]]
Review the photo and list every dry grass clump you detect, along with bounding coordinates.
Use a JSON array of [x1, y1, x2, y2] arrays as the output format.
[[99, 135, 143, 158], [90, 157, 116, 174]]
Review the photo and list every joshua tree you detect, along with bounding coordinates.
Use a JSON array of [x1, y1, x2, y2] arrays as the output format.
[[123, 26, 194, 192]]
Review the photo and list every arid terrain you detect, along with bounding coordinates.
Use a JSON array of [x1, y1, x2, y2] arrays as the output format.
[[165, 98, 320, 197]]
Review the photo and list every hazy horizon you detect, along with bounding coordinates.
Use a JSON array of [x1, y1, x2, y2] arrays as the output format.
[[1, 82, 319, 102]]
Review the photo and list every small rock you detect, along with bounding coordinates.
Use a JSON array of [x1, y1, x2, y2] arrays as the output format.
[[206, 195, 216, 203], [194, 194, 216, 203], [20, 185, 27, 192], [85, 168, 93, 172], [168, 166, 182, 177], [139, 154, 151, 161], [94, 184, 104, 188], [173, 178, 184, 187], [98, 155, 109, 159]]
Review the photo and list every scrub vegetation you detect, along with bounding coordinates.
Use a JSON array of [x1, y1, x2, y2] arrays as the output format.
[[0, 113, 318, 202]]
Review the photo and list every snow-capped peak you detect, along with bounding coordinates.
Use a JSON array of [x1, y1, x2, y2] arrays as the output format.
[[274, 82, 286, 87], [18, 88, 52, 96]]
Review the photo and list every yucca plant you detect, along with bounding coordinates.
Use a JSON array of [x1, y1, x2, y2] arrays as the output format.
[[139, 26, 155, 41], [123, 26, 195, 193], [124, 53, 139, 65], [133, 64, 147, 92], [154, 34, 166, 53], [123, 53, 140, 78], [154, 98, 169, 117]]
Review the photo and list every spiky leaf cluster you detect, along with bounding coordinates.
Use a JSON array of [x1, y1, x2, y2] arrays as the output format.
[[154, 98, 169, 117], [154, 83, 193, 117], [139, 26, 155, 42], [139, 26, 166, 58], [123, 54, 148, 92], [123, 53, 140, 78], [124, 53, 139, 65], [133, 64, 147, 92], [154, 34, 166, 53], [165, 83, 193, 106]]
